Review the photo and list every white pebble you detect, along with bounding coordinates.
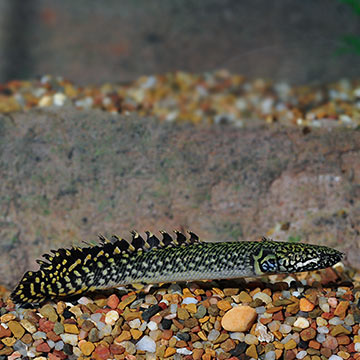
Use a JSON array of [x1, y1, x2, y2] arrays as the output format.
[[281, 334, 293, 345], [72, 347, 82, 357], [170, 304, 178, 314], [164, 313, 177, 320], [255, 306, 266, 314], [60, 334, 78, 346], [136, 335, 156, 353], [317, 326, 329, 334], [329, 317, 343, 325], [90, 313, 102, 322], [53, 93, 67, 106], [129, 318, 141, 329], [77, 296, 92, 305], [244, 334, 258, 345], [230, 332, 244, 341], [147, 321, 158, 331], [279, 324, 292, 334], [344, 314, 354, 326], [296, 350, 307, 359], [329, 355, 342, 360], [105, 310, 119, 325], [177, 348, 193, 355], [253, 292, 272, 304], [207, 329, 220, 342], [316, 334, 326, 343], [255, 323, 274, 343], [355, 342, 360, 351], [99, 324, 112, 337], [54, 341, 64, 350], [32, 331, 46, 340], [139, 322, 148, 332], [319, 303, 330, 312], [293, 317, 310, 329], [27, 349, 36, 357], [46, 340, 55, 348], [145, 295, 157, 304], [265, 351, 276, 360], [182, 297, 198, 305], [353, 87, 360, 97]]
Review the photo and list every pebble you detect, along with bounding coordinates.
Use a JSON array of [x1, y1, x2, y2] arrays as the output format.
[[329, 316, 343, 325], [79, 341, 95, 356], [177, 308, 190, 320], [20, 319, 37, 334], [221, 305, 257, 332], [39, 305, 58, 322], [293, 317, 309, 329], [207, 329, 220, 342], [129, 318, 141, 328], [105, 310, 119, 325], [279, 324, 292, 334], [246, 344, 258, 358], [296, 350, 307, 359], [299, 298, 315, 312], [8, 321, 25, 339], [317, 326, 329, 334], [182, 297, 198, 305], [322, 335, 338, 350], [217, 299, 232, 311], [147, 321, 158, 331], [119, 340, 136, 355], [142, 305, 162, 322], [60, 333, 78, 346], [177, 347, 193, 355], [63, 324, 79, 334], [136, 335, 156, 353], [230, 332, 245, 341], [244, 333, 259, 345], [265, 350, 276, 360], [328, 356, 342, 360], [300, 327, 316, 341], [164, 346, 176, 357], [253, 292, 272, 304], [32, 331, 47, 340]]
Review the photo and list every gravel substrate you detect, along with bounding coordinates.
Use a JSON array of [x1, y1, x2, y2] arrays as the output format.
[[1, 265, 360, 360], [0, 71, 359, 128]]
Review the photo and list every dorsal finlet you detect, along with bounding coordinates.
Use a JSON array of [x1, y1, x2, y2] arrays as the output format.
[[160, 230, 175, 246], [98, 234, 111, 244], [145, 231, 160, 249], [130, 230, 145, 250], [174, 230, 187, 245], [188, 231, 200, 243]]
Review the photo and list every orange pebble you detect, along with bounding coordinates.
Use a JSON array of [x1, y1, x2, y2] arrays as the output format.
[[299, 298, 315, 312]]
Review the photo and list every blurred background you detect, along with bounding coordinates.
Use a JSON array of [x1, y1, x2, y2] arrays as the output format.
[[1, 0, 360, 288], [0, 0, 360, 85]]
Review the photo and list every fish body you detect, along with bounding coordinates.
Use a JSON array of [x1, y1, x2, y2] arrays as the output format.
[[11, 232, 344, 305]]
